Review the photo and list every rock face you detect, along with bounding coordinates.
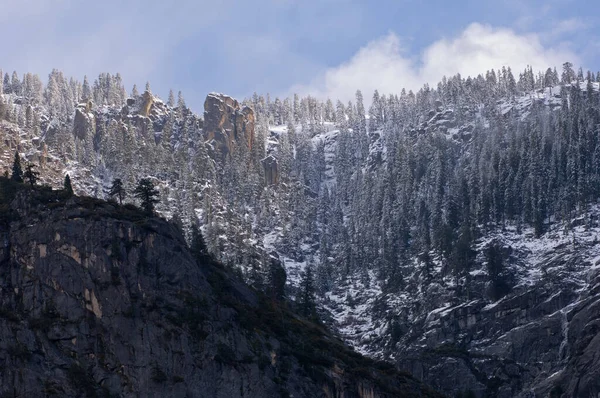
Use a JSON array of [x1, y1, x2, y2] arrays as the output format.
[[385, 229, 600, 398], [140, 90, 154, 117], [119, 91, 177, 140], [203, 93, 255, 160], [539, 267, 600, 397], [0, 186, 440, 398], [262, 155, 279, 185], [73, 101, 95, 140]]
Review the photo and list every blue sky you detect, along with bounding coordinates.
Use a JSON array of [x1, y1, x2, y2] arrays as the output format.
[[1, 0, 597, 111]]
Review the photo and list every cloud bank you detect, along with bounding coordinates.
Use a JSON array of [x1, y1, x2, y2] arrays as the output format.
[[291, 23, 579, 103]]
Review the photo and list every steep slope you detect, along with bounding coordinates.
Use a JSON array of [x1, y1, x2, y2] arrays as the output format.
[[262, 86, 600, 397], [388, 215, 600, 397], [0, 180, 441, 398]]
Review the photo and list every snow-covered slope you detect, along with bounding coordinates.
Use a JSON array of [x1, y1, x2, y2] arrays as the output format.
[[260, 83, 600, 397]]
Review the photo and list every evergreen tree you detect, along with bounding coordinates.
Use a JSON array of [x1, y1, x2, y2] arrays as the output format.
[[11, 151, 23, 183], [486, 240, 509, 300], [23, 163, 39, 187], [134, 178, 160, 213], [293, 93, 301, 123], [177, 91, 186, 110], [170, 211, 184, 231], [562, 62, 575, 84], [108, 178, 126, 204], [299, 263, 317, 320], [324, 98, 335, 122], [266, 257, 287, 301], [64, 174, 74, 196], [369, 89, 383, 130], [2, 73, 9, 94], [81, 75, 92, 101], [11, 71, 21, 96], [167, 89, 175, 107], [190, 222, 209, 262]]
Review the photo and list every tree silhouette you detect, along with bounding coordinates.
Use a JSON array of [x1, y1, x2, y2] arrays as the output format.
[[190, 222, 209, 262], [11, 151, 23, 183], [266, 257, 287, 302], [23, 163, 39, 187], [299, 263, 317, 320], [134, 178, 159, 214], [64, 174, 73, 196], [108, 178, 126, 205]]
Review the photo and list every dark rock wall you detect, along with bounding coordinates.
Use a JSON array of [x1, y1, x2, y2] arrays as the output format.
[[0, 191, 440, 398]]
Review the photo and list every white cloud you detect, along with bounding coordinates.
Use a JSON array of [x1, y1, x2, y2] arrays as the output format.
[[548, 17, 589, 38], [291, 23, 579, 104]]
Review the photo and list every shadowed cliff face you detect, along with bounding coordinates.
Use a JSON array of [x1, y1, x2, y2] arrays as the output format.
[[0, 185, 441, 398]]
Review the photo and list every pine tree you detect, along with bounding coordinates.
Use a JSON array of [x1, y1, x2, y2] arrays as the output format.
[[324, 98, 335, 122], [108, 178, 126, 204], [64, 174, 74, 196], [11, 71, 21, 96], [167, 89, 175, 107], [369, 89, 383, 131], [293, 93, 301, 123], [3, 73, 10, 94], [23, 163, 39, 187], [266, 257, 287, 301], [299, 263, 317, 320], [486, 240, 509, 300], [170, 211, 184, 231], [11, 151, 23, 183], [177, 91, 186, 112], [82, 75, 92, 102], [190, 222, 209, 262], [134, 178, 160, 214], [562, 62, 575, 84], [354, 90, 368, 159], [113, 73, 126, 105]]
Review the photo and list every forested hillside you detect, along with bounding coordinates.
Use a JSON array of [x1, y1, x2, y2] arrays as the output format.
[[1, 62, 600, 396]]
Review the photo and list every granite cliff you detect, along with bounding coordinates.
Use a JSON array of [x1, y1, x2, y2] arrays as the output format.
[[203, 93, 255, 160]]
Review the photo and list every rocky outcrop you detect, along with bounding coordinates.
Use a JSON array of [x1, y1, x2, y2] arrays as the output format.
[[140, 90, 154, 117], [262, 155, 279, 185], [384, 230, 600, 398], [73, 101, 95, 140], [203, 93, 255, 160], [409, 106, 474, 142], [0, 186, 440, 398], [536, 266, 600, 397], [119, 91, 172, 139]]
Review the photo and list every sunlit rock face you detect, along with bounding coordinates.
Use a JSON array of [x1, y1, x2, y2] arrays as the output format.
[[203, 93, 255, 160]]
